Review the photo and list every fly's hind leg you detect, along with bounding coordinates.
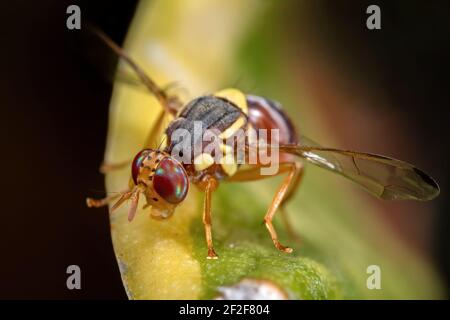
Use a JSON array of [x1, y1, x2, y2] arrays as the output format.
[[227, 161, 304, 253], [263, 163, 299, 253], [278, 161, 304, 244]]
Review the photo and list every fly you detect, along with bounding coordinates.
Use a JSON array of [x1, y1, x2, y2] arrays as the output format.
[[86, 28, 440, 259]]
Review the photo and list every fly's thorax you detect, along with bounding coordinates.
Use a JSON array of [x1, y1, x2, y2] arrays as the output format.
[[162, 88, 249, 180]]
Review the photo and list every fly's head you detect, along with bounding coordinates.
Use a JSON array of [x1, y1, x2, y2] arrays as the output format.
[[113, 149, 189, 221]]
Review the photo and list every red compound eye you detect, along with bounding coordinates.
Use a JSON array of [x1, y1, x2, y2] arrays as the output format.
[[131, 149, 151, 185], [153, 157, 189, 204]]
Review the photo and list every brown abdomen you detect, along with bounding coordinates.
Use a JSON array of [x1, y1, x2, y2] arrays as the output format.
[[247, 95, 298, 144], [246, 95, 298, 163]]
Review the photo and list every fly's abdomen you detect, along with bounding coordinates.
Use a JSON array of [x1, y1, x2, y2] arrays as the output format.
[[246, 95, 298, 145], [246, 95, 298, 163]]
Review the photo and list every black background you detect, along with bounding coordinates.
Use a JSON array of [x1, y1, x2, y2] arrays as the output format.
[[0, 0, 448, 299], [0, 0, 137, 299]]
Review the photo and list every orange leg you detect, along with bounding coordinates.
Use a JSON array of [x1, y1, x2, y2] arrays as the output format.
[[91, 26, 182, 115], [89, 29, 182, 175], [228, 161, 304, 253], [202, 176, 219, 259], [87, 110, 168, 208], [87, 187, 141, 221], [278, 162, 303, 244], [86, 192, 121, 208], [263, 165, 297, 253]]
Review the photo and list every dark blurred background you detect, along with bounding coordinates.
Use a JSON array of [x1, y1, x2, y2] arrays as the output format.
[[0, 0, 448, 299]]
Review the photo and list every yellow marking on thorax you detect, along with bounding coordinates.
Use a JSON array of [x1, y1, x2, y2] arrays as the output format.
[[194, 153, 215, 171], [214, 88, 248, 140], [218, 116, 246, 139], [214, 88, 248, 115], [219, 142, 238, 177], [188, 89, 247, 176], [219, 143, 233, 154], [220, 154, 238, 176]]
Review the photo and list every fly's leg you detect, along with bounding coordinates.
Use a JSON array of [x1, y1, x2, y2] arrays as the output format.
[[227, 161, 304, 253], [263, 164, 300, 253], [278, 162, 304, 244], [86, 193, 122, 208], [202, 176, 219, 259], [87, 187, 142, 222], [87, 28, 185, 212], [91, 26, 182, 115], [88, 97, 169, 206], [87, 187, 134, 210], [90, 26, 183, 173]]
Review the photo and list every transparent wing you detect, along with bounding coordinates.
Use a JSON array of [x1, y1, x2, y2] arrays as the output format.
[[277, 136, 440, 201]]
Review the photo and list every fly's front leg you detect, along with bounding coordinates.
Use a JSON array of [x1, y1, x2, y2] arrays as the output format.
[[89, 96, 170, 206], [87, 187, 142, 222], [86, 193, 122, 208], [86, 187, 134, 209], [202, 176, 219, 259]]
